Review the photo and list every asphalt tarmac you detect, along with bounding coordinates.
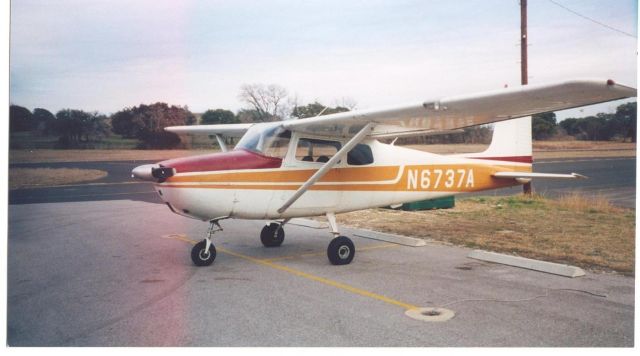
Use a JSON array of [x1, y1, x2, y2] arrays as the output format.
[[6, 156, 635, 346], [9, 157, 636, 207]]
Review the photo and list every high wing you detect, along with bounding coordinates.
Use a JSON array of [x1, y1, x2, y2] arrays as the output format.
[[282, 79, 636, 138], [165, 79, 635, 139]]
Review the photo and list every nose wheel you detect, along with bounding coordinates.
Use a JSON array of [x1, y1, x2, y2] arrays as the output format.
[[191, 219, 224, 267], [191, 240, 217, 266]]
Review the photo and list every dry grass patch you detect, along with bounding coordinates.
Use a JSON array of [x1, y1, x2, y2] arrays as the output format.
[[533, 140, 635, 151], [9, 168, 108, 189], [403, 141, 635, 159], [9, 140, 635, 164], [9, 149, 216, 164], [334, 194, 635, 275], [557, 192, 622, 214]]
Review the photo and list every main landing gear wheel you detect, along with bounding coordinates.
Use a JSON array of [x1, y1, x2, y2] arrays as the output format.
[[327, 236, 355, 265], [191, 240, 217, 266], [260, 223, 285, 247]]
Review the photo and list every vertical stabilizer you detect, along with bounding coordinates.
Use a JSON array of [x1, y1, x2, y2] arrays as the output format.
[[465, 116, 532, 164]]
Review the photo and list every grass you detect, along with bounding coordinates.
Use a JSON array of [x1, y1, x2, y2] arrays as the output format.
[[532, 140, 635, 150], [407, 141, 636, 159], [332, 194, 635, 275], [8, 139, 635, 164], [9, 149, 218, 164], [9, 168, 108, 189], [10, 131, 223, 151]]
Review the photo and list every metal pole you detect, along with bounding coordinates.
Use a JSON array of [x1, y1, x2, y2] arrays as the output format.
[[521, 0, 533, 195], [521, 0, 528, 86]]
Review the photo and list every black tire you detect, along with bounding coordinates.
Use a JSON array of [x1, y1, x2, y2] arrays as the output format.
[[260, 223, 285, 247], [191, 240, 216, 266], [327, 236, 355, 265]]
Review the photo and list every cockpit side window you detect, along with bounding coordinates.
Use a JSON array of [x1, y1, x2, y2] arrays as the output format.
[[295, 138, 341, 163], [262, 129, 291, 158], [347, 144, 374, 165]]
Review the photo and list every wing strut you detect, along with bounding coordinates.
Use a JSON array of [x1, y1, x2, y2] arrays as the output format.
[[214, 134, 228, 152], [277, 123, 374, 214]]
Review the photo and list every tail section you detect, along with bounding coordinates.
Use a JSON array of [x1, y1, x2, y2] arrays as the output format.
[[465, 116, 532, 164]]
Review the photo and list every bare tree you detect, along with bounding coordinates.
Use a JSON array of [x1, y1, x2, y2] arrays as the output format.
[[334, 97, 357, 111], [238, 84, 289, 121]]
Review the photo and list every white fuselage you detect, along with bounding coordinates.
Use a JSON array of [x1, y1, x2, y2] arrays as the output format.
[[154, 138, 528, 221]]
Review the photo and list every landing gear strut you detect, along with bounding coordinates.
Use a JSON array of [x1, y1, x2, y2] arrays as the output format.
[[191, 219, 224, 266], [325, 213, 355, 265]]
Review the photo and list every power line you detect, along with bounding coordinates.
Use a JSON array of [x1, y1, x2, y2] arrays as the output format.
[[548, 0, 637, 38]]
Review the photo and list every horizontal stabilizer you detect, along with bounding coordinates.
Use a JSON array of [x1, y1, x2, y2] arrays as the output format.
[[493, 172, 588, 179]]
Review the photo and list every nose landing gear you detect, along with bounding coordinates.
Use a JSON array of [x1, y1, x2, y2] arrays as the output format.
[[191, 219, 224, 266]]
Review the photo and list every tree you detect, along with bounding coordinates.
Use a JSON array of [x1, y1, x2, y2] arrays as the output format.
[[201, 109, 239, 125], [53, 109, 110, 147], [613, 102, 636, 142], [111, 108, 138, 138], [559, 102, 636, 142], [32, 108, 56, 135], [559, 118, 579, 136], [565, 115, 608, 141], [110, 103, 196, 148], [291, 102, 350, 119], [236, 109, 262, 123], [531, 112, 557, 140], [9, 105, 34, 132], [238, 84, 288, 121]]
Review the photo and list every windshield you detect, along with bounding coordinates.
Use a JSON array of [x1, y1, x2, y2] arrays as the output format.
[[235, 123, 291, 158]]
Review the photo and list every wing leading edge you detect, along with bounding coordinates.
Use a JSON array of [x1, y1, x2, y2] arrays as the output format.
[[282, 79, 636, 138], [165, 79, 636, 139]]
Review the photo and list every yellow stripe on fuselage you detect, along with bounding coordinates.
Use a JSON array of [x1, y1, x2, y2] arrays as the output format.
[[158, 163, 531, 193]]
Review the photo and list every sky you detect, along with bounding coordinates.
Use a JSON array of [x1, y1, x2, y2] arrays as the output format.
[[9, 0, 638, 119]]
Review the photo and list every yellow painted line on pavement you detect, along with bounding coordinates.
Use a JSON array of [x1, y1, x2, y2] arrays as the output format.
[[163, 234, 417, 310]]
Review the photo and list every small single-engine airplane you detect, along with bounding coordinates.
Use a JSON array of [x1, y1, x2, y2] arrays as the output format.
[[132, 79, 636, 267]]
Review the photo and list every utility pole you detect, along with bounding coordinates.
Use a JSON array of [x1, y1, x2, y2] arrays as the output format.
[[521, 0, 533, 195], [520, 0, 528, 86]]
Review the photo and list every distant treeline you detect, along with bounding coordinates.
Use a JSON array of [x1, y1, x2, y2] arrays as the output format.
[[8, 102, 352, 149], [8, 84, 636, 149], [532, 102, 636, 142]]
